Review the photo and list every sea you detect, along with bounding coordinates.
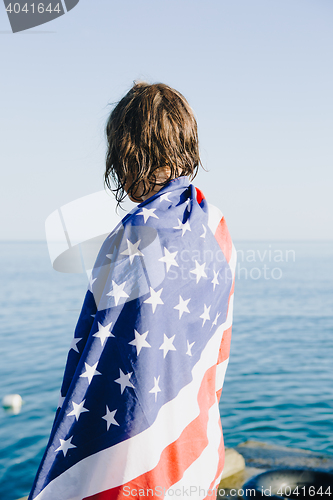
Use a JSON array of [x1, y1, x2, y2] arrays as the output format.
[[0, 240, 332, 500]]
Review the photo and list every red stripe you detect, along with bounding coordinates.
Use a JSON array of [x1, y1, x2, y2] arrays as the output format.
[[229, 280, 235, 298], [217, 326, 232, 365], [218, 279, 235, 368], [205, 418, 225, 499], [84, 364, 219, 500], [214, 217, 232, 263], [195, 187, 205, 205], [226, 280, 235, 318]]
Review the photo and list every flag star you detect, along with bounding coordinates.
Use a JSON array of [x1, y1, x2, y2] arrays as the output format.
[[174, 295, 191, 319], [80, 362, 101, 384], [107, 280, 129, 306], [185, 198, 191, 212], [69, 337, 82, 354], [93, 321, 114, 346], [160, 192, 171, 202], [212, 270, 220, 290], [121, 238, 143, 264], [200, 224, 207, 239], [212, 311, 221, 327], [200, 304, 211, 327], [173, 218, 191, 236], [57, 394, 65, 409], [88, 274, 97, 292], [186, 340, 195, 356], [67, 400, 89, 421], [144, 287, 164, 313], [55, 436, 76, 457], [137, 207, 159, 223], [115, 368, 134, 394], [159, 333, 177, 358], [159, 247, 178, 272], [91, 314, 96, 318], [149, 376, 161, 402], [102, 406, 119, 430], [128, 329, 151, 355], [190, 260, 207, 284]]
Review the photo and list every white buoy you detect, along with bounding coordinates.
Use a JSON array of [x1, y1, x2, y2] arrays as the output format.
[[2, 394, 23, 414]]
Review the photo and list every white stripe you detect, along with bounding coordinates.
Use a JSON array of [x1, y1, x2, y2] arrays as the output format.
[[212, 469, 224, 493], [207, 203, 223, 235], [34, 320, 229, 500], [207, 204, 237, 282], [214, 293, 234, 393], [215, 358, 229, 393], [165, 404, 222, 499], [214, 292, 234, 393]]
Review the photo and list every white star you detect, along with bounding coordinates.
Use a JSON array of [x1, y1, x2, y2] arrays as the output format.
[[93, 321, 114, 346], [88, 274, 97, 292], [102, 406, 119, 430], [121, 239, 144, 264], [107, 280, 129, 306], [159, 247, 178, 272], [212, 270, 219, 290], [159, 333, 176, 358], [137, 207, 159, 223], [160, 192, 171, 202], [183, 198, 190, 210], [57, 394, 65, 409], [212, 311, 221, 327], [174, 295, 191, 319], [149, 376, 161, 402], [200, 224, 207, 239], [128, 329, 151, 355], [173, 218, 191, 236], [186, 340, 195, 356], [80, 362, 101, 384], [190, 260, 207, 284], [55, 436, 76, 457], [69, 337, 82, 354], [67, 400, 89, 421], [114, 368, 134, 394], [200, 304, 211, 327], [91, 314, 96, 318], [144, 287, 164, 313]]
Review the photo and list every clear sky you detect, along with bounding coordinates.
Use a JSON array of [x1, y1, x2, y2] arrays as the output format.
[[1, 0, 332, 241]]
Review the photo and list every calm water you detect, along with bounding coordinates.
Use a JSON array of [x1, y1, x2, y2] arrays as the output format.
[[0, 241, 332, 500]]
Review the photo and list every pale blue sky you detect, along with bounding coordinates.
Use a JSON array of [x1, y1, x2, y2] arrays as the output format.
[[1, 0, 332, 240]]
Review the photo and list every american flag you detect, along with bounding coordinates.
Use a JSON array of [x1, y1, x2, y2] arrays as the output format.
[[29, 176, 236, 500]]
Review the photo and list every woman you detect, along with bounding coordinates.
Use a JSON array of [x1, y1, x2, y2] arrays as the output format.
[[28, 82, 236, 500]]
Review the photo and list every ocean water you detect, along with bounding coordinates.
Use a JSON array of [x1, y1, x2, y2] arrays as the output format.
[[0, 241, 332, 500]]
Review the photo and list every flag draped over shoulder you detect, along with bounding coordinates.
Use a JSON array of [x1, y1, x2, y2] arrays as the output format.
[[29, 176, 236, 500]]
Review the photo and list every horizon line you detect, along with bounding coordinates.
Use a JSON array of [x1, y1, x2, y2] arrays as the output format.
[[0, 239, 332, 243]]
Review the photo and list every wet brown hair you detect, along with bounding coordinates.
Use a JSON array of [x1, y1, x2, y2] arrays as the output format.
[[104, 82, 201, 205]]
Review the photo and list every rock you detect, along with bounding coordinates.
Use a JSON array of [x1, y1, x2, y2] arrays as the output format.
[[2, 394, 23, 414], [221, 447, 246, 479], [235, 440, 333, 471]]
